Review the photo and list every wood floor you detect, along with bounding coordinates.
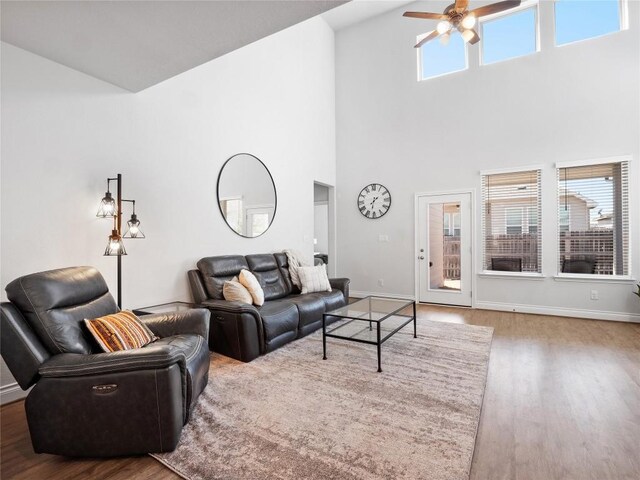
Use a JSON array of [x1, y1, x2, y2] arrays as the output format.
[[2, 306, 639, 480]]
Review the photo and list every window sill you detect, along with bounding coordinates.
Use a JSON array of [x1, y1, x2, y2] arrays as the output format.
[[478, 272, 545, 280], [553, 274, 636, 284]]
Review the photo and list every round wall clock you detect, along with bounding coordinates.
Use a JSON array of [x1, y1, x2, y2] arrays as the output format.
[[357, 183, 391, 219]]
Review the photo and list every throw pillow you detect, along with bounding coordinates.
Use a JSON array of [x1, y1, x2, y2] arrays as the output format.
[[298, 264, 332, 294], [84, 310, 157, 353], [223, 279, 253, 305], [238, 269, 265, 306]]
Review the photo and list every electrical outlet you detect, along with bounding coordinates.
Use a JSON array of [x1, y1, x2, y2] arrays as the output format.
[[590, 290, 599, 300], [378, 279, 384, 287]]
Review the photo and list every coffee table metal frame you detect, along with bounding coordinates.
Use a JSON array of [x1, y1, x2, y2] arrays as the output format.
[[322, 296, 416, 372]]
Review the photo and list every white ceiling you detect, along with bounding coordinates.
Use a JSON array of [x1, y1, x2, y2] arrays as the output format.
[[0, 0, 347, 92], [322, 0, 415, 31]]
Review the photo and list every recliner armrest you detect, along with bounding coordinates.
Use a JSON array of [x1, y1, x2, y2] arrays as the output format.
[[200, 299, 260, 316], [38, 344, 185, 378], [329, 278, 350, 301], [141, 308, 210, 339]]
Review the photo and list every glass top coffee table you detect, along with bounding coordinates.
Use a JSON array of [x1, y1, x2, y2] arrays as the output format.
[[323, 296, 416, 372]]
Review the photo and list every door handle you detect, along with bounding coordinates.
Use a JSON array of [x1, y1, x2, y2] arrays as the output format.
[[429, 261, 433, 267]]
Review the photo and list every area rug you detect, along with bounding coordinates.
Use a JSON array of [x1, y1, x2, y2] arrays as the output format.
[[151, 319, 493, 480]]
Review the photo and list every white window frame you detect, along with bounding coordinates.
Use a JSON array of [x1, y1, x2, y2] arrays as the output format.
[[480, 165, 544, 278], [417, 32, 469, 82], [479, 0, 540, 66], [553, 0, 629, 48], [555, 155, 633, 281]]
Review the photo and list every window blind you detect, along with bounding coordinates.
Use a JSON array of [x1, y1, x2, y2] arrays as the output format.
[[481, 169, 542, 273], [557, 160, 629, 275]]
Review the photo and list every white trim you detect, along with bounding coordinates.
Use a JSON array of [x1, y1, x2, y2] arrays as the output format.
[[475, 301, 640, 323], [555, 155, 632, 169], [1, 382, 27, 405], [478, 272, 545, 280], [350, 290, 415, 301], [479, 164, 545, 176], [479, 0, 539, 22], [553, 274, 636, 284]]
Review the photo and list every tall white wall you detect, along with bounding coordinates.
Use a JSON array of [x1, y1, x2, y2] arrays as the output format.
[[0, 17, 336, 400], [335, 1, 640, 320]]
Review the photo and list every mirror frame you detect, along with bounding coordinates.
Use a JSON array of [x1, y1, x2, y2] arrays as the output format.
[[216, 153, 277, 238]]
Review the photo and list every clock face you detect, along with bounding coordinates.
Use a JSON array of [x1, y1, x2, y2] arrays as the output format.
[[358, 183, 391, 219]]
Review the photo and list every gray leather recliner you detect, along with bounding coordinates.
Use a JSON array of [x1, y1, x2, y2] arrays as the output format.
[[0, 266, 210, 457]]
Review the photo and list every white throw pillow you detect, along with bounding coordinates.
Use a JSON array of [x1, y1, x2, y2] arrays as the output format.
[[238, 269, 265, 306], [298, 265, 332, 294], [223, 280, 253, 305]]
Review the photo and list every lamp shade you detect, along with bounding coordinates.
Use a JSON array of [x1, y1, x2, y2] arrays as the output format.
[[104, 230, 127, 256], [123, 214, 145, 239], [97, 192, 117, 217]]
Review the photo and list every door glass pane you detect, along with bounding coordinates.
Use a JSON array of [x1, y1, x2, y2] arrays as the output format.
[[429, 202, 461, 291]]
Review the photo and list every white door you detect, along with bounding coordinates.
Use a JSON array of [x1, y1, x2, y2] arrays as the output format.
[[417, 193, 472, 306]]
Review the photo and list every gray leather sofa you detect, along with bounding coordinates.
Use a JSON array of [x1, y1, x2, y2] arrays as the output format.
[[188, 253, 350, 362], [0, 266, 210, 457]]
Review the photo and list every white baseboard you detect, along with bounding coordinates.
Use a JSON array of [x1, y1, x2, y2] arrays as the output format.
[[350, 290, 415, 301], [1, 382, 27, 405], [475, 301, 640, 323]]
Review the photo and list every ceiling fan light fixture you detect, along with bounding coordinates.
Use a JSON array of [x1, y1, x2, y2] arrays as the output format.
[[461, 29, 475, 43], [436, 20, 451, 34], [461, 14, 476, 29]]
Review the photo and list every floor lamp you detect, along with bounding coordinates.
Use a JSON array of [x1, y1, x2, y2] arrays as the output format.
[[96, 174, 145, 308]]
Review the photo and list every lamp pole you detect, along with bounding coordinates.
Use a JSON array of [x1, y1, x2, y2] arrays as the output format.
[[116, 173, 122, 308]]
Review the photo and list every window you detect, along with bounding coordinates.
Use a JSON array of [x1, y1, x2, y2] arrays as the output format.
[[557, 159, 629, 276], [419, 31, 467, 80], [482, 169, 542, 273], [527, 207, 538, 234], [443, 212, 460, 236], [481, 6, 538, 65], [558, 205, 570, 233], [505, 208, 524, 234], [555, 0, 625, 46]]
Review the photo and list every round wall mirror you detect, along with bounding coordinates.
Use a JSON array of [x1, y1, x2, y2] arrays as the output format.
[[217, 153, 277, 238]]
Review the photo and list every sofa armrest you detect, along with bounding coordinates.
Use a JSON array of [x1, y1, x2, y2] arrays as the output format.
[[38, 344, 185, 378], [200, 299, 260, 316], [329, 278, 350, 301], [141, 308, 210, 339]]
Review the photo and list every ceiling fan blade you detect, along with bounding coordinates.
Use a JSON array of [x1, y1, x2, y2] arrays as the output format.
[[403, 11, 449, 20], [414, 30, 440, 48], [455, 0, 469, 11], [470, 0, 521, 18], [467, 29, 481, 44]]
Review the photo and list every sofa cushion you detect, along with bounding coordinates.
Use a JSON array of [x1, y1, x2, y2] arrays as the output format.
[[256, 300, 299, 342], [284, 294, 326, 338], [197, 256, 249, 300], [274, 253, 298, 294], [246, 254, 290, 301], [5, 266, 118, 355], [316, 289, 347, 312]]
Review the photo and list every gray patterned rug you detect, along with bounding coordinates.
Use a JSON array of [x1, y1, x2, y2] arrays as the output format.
[[151, 319, 493, 480]]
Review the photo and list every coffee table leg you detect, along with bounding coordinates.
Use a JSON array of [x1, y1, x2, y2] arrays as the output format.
[[322, 314, 327, 360], [377, 322, 382, 372], [413, 301, 417, 338]]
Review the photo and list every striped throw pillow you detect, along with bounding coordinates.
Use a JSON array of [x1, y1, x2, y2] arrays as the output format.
[[85, 310, 157, 352], [298, 264, 332, 294]]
